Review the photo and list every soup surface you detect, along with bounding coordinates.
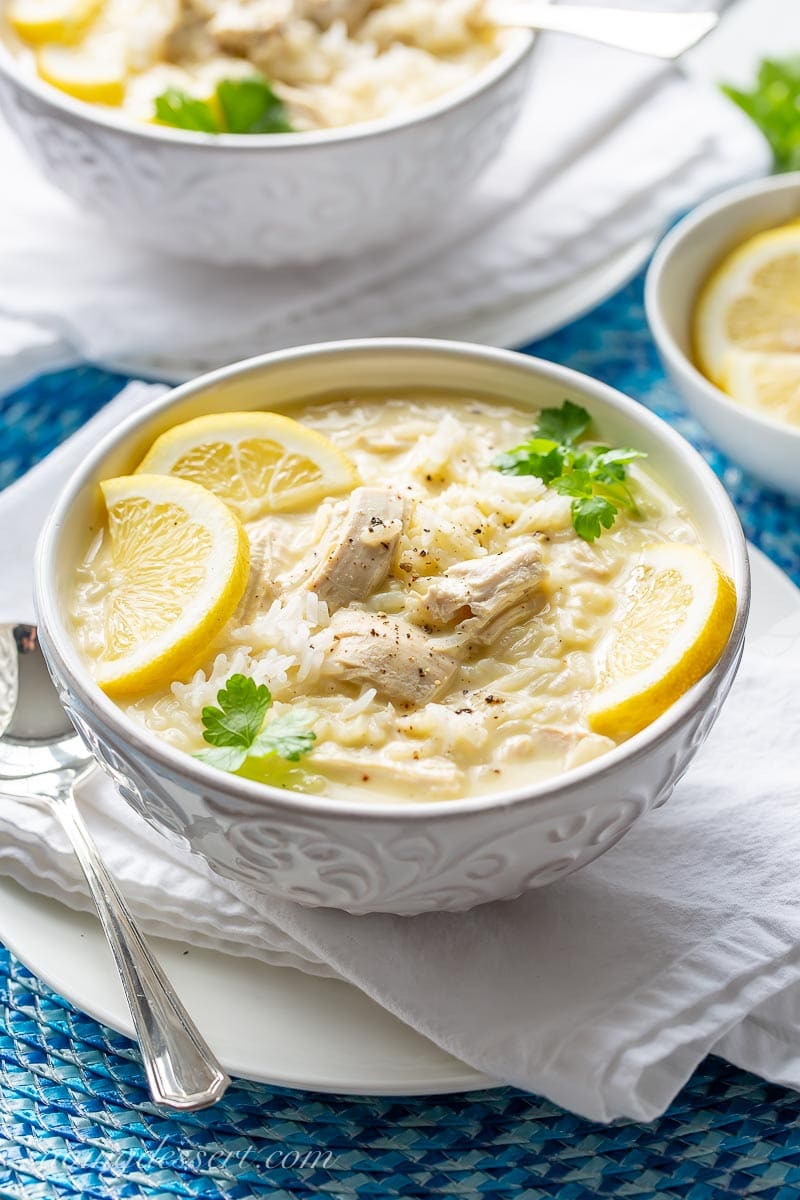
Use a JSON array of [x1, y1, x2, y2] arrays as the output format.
[[70, 392, 711, 803], [4, 0, 507, 131]]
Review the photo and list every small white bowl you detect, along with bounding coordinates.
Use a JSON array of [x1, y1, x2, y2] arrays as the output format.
[[645, 173, 800, 499], [0, 28, 532, 268], [34, 339, 749, 915]]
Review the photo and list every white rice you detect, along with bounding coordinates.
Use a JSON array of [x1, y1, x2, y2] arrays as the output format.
[[117, 0, 509, 129], [73, 394, 702, 802]]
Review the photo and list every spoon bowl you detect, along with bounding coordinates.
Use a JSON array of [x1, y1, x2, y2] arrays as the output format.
[[0, 621, 230, 1111], [0, 624, 87, 777]]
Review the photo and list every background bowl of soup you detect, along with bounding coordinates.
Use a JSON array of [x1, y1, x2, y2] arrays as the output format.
[[34, 339, 750, 915], [0, 2, 532, 268]]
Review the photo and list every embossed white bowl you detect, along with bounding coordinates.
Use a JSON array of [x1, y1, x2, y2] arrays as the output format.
[[35, 340, 750, 915], [645, 173, 800, 498], [0, 29, 532, 267]]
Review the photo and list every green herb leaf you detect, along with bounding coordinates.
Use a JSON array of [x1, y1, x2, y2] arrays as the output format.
[[195, 674, 315, 775], [154, 88, 220, 132], [217, 76, 293, 133], [493, 399, 646, 541], [535, 400, 591, 446], [721, 57, 800, 172], [200, 674, 273, 749], [493, 439, 564, 484], [571, 496, 617, 542], [154, 76, 293, 135], [251, 709, 317, 762], [194, 744, 249, 772], [550, 469, 594, 499], [589, 446, 647, 483]]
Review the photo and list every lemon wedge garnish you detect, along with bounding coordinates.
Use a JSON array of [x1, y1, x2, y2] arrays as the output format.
[[694, 221, 800, 393], [37, 34, 126, 104], [135, 412, 360, 521], [588, 543, 736, 741], [8, 0, 103, 44], [93, 474, 250, 696]]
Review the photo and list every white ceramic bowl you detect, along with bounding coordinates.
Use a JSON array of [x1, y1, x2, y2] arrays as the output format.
[[0, 29, 532, 268], [34, 339, 750, 915], [645, 173, 800, 499]]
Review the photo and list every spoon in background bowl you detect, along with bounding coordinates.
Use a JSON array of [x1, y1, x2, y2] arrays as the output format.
[[488, 3, 718, 59], [0, 622, 230, 1111]]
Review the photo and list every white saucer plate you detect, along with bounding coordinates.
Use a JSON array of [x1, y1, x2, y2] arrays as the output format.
[[110, 238, 655, 383], [0, 544, 797, 1096]]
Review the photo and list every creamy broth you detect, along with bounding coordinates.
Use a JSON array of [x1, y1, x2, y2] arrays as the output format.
[[71, 393, 701, 803]]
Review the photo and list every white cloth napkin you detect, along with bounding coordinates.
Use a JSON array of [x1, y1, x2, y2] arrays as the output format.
[[0, 19, 770, 386], [3, 386, 800, 1123], [0, 382, 169, 625]]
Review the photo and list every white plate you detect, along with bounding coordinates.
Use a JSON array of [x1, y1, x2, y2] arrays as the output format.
[[0, 544, 797, 1096], [110, 238, 655, 384], [428, 237, 655, 352]]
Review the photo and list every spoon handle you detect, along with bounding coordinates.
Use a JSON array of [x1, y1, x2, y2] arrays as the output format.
[[487, 3, 718, 59], [52, 780, 230, 1111]]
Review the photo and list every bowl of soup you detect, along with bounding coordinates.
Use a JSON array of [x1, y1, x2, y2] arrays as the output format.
[[645, 173, 800, 498], [0, 0, 532, 266], [34, 339, 749, 914]]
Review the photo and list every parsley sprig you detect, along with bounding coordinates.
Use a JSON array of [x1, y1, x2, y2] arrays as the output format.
[[154, 76, 293, 135], [194, 674, 316, 774], [493, 400, 646, 542], [721, 57, 800, 172]]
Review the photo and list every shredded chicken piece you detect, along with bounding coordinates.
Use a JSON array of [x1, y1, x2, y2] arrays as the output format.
[[163, 6, 219, 61], [323, 610, 460, 707], [310, 746, 463, 794], [238, 526, 280, 622], [208, 0, 291, 53], [206, 0, 372, 57], [301, 486, 407, 610], [412, 542, 544, 642], [297, 0, 374, 29], [496, 726, 614, 766]]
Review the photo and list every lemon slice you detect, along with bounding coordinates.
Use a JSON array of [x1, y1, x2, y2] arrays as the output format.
[[135, 412, 360, 521], [93, 474, 250, 696], [588, 543, 736, 741], [8, 0, 103, 44], [694, 222, 800, 389], [721, 348, 800, 427], [37, 34, 126, 104]]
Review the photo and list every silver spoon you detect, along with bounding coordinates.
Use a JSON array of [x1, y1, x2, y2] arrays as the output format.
[[488, 2, 719, 59], [0, 623, 230, 1111]]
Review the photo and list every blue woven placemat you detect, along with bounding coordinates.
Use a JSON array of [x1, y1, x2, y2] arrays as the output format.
[[1, 271, 800, 1200]]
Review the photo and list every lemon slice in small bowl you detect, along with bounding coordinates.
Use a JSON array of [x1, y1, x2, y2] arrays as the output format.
[[588, 543, 736, 742], [693, 220, 800, 394], [136, 411, 360, 520], [721, 348, 800, 427], [94, 474, 250, 696]]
